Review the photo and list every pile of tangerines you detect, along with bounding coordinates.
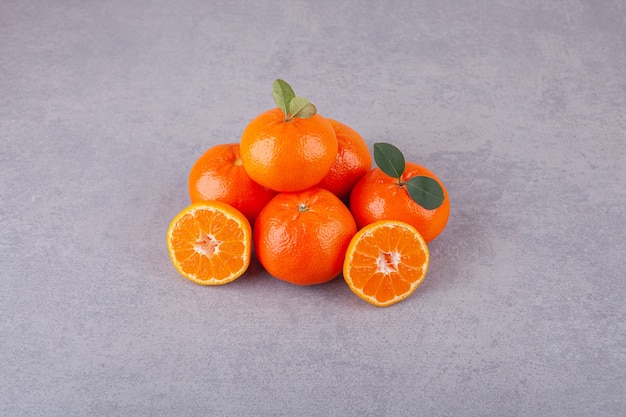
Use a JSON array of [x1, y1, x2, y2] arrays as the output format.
[[166, 80, 449, 307]]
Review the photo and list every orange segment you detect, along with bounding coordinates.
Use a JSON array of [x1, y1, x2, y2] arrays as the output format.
[[166, 201, 252, 285], [343, 220, 429, 307]]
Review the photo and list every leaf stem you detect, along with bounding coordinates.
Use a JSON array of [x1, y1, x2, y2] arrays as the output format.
[[272, 79, 316, 121]]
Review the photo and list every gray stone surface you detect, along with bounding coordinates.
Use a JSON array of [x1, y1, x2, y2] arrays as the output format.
[[2, 0, 625, 415]]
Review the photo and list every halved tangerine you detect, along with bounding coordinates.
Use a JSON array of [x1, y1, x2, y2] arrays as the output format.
[[343, 220, 430, 307], [166, 201, 252, 285]]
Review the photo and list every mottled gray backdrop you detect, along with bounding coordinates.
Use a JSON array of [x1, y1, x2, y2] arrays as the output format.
[[1, 1, 625, 416]]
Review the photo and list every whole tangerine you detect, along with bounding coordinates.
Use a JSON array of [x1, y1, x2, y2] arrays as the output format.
[[240, 108, 337, 192], [254, 187, 357, 285], [350, 161, 450, 244], [239, 79, 338, 192], [188, 143, 277, 225], [317, 118, 372, 202]]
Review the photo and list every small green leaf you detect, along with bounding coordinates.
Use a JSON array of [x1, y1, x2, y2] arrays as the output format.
[[272, 79, 296, 117], [374, 142, 405, 179], [405, 176, 444, 210], [290, 96, 317, 119]]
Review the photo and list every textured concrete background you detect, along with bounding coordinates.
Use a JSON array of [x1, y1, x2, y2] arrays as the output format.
[[1, 0, 625, 415]]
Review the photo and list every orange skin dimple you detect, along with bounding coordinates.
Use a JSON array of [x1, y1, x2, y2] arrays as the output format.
[[240, 108, 338, 192], [349, 162, 450, 243]]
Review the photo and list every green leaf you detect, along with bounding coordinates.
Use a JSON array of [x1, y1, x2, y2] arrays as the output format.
[[405, 176, 444, 210], [272, 79, 296, 117], [374, 142, 405, 179], [290, 96, 317, 119]]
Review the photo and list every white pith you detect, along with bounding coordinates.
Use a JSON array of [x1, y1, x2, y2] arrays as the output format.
[[194, 231, 220, 257], [375, 250, 401, 274]]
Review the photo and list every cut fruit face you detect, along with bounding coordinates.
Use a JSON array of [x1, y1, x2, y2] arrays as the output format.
[[343, 220, 429, 307], [166, 201, 252, 285]]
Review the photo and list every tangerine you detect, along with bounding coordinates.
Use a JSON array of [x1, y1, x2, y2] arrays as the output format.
[[188, 143, 277, 225], [254, 187, 357, 285], [166, 201, 252, 285], [317, 118, 372, 201], [240, 108, 337, 192], [343, 220, 430, 307], [239, 80, 338, 192], [350, 161, 450, 243]]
